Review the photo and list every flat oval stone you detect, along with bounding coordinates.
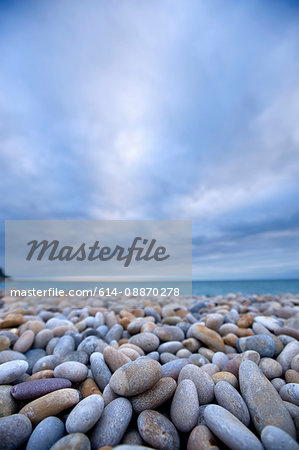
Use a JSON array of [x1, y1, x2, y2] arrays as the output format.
[[0, 335, 10, 351], [239, 360, 296, 438], [90, 352, 112, 391], [259, 358, 283, 379], [62, 350, 89, 365], [161, 358, 189, 379], [204, 405, 263, 450], [32, 355, 60, 374], [153, 325, 184, 342], [105, 323, 123, 343], [13, 330, 35, 353], [34, 329, 54, 348], [49, 433, 91, 450], [27, 369, 54, 381], [129, 333, 160, 352], [0, 414, 32, 450], [0, 350, 27, 364], [254, 316, 281, 331], [261, 425, 299, 450], [26, 416, 65, 450], [214, 381, 250, 426], [102, 384, 118, 406], [187, 425, 219, 450], [53, 335, 75, 358], [189, 324, 225, 352], [0, 360, 29, 384], [110, 357, 162, 396], [212, 352, 229, 370], [237, 335, 275, 357], [54, 361, 88, 382], [171, 379, 199, 432], [79, 378, 102, 398], [138, 410, 180, 450], [0, 385, 18, 417], [212, 371, 238, 389], [19, 388, 80, 425], [25, 348, 47, 373], [103, 346, 131, 372], [131, 377, 176, 413], [66, 394, 104, 433], [277, 341, 299, 373], [178, 364, 215, 404], [158, 341, 183, 354], [11, 377, 71, 400], [280, 383, 299, 406], [90, 397, 132, 448]]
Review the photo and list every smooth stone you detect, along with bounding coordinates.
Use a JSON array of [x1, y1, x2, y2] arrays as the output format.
[[13, 330, 35, 353], [212, 352, 229, 370], [261, 425, 299, 450], [26, 416, 65, 450], [198, 404, 209, 426], [153, 325, 184, 342], [158, 341, 183, 354], [178, 364, 214, 403], [206, 313, 224, 331], [0, 360, 29, 384], [223, 358, 241, 377], [90, 352, 112, 390], [25, 349, 47, 373], [46, 318, 73, 329], [189, 354, 210, 367], [129, 333, 160, 352], [110, 357, 162, 396], [204, 405, 263, 450], [0, 351, 27, 364], [189, 324, 225, 352], [254, 316, 282, 331], [239, 360, 296, 437], [171, 379, 199, 432], [187, 425, 219, 450], [103, 346, 131, 372], [0, 335, 10, 351], [214, 381, 250, 426], [62, 350, 89, 365], [160, 352, 177, 364], [105, 324, 123, 343], [131, 377, 176, 413], [286, 369, 299, 384], [19, 388, 80, 425], [79, 377, 101, 398], [277, 341, 299, 373], [66, 394, 104, 433], [0, 314, 26, 328], [291, 354, 299, 371], [200, 363, 219, 377], [138, 410, 180, 450], [90, 398, 132, 449], [53, 335, 75, 358], [271, 378, 286, 391], [27, 370, 54, 381], [11, 377, 72, 400], [32, 355, 60, 373], [78, 336, 107, 355], [237, 335, 275, 357], [0, 414, 32, 450], [102, 384, 119, 406], [283, 401, 299, 419], [54, 361, 88, 382], [49, 433, 90, 450], [279, 383, 299, 405], [34, 329, 54, 348], [146, 351, 159, 360], [122, 430, 143, 446], [0, 385, 18, 417], [259, 358, 283, 379], [240, 350, 261, 365], [212, 371, 238, 389], [161, 358, 189, 379]]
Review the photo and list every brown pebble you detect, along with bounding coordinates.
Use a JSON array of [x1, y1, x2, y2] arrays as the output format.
[[190, 324, 225, 352], [0, 335, 10, 351], [79, 378, 102, 398], [52, 325, 77, 337], [13, 330, 35, 353], [103, 346, 131, 372], [27, 370, 55, 381], [223, 333, 238, 347], [237, 313, 254, 328], [285, 369, 299, 384], [187, 425, 219, 450], [0, 314, 25, 328], [235, 328, 254, 337], [212, 371, 239, 389]]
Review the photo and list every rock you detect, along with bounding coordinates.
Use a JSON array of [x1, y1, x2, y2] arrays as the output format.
[[0, 314, 26, 328], [49, 433, 91, 450], [66, 394, 104, 433], [90, 398, 132, 448], [53, 335, 75, 358], [0, 385, 18, 417], [158, 341, 183, 354], [254, 316, 282, 331], [26, 416, 65, 450], [0, 360, 28, 384], [279, 383, 299, 406], [13, 330, 35, 353], [54, 361, 88, 382], [161, 358, 189, 379], [237, 335, 275, 357], [261, 425, 299, 450], [79, 378, 102, 398], [62, 350, 88, 365], [25, 349, 47, 373], [204, 405, 263, 450], [286, 369, 299, 384], [160, 352, 177, 364], [222, 359, 241, 377], [237, 313, 254, 328], [105, 324, 123, 343], [212, 352, 229, 370], [214, 381, 250, 426], [90, 352, 112, 391], [34, 329, 54, 348], [129, 333, 160, 352], [103, 346, 131, 372], [178, 364, 214, 403], [271, 378, 286, 391], [19, 388, 80, 425], [0, 335, 11, 351], [27, 370, 54, 381], [102, 384, 118, 406], [212, 371, 238, 389], [259, 358, 283, 379], [239, 360, 296, 437], [109, 357, 162, 396], [187, 425, 219, 450], [153, 325, 184, 342], [206, 313, 224, 331], [122, 430, 143, 446], [277, 341, 299, 373], [189, 324, 225, 352], [137, 410, 180, 450], [171, 379, 199, 432], [240, 350, 261, 365], [0, 414, 32, 449], [32, 355, 60, 374], [11, 377, 71, 400], [131, 377, 176, 413]]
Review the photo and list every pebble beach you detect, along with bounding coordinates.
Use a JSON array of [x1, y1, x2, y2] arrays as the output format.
[[1, 292, 299, 450]]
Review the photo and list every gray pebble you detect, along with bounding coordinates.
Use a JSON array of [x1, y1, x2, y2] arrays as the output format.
[[261, 425, 299, 450], [49, 433, 90, 450], [129, 333, 160, 352], [54, 361, 88, 382], [161, 358, 189, 379], [158, 341, 183, 354], [106, 324, 123, 343], [90, 352, 112, 390], [279, 383, 299, 406], [138, 410, 180, 450], [0, 414, 32, 450], [277, 341, 299, 373], [178, 364, 214, 404], [271, 378, 286, 391], [0, 360, 29, 384], [53, 335, 75, 358], [237, 335, 275, 357], [66, 394, 104, 433], [259, 358, 283, 379], [26, 416, 64, 450], [171, 379, 199, 432], [0, 350, 27, 364], [0, 385, 18, 417], [32, 355, 60, 374], [214, 381, 250, 426]]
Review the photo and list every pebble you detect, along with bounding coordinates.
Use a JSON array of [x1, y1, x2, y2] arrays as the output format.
[[0, 350, 27, 363], [214, 381, 250, 425], [11, 377, 71, 400], [259, 357, 283, 379], [212, 371, 238, 389], [171, 379, 199, 432], [0, 314, 26, 328], [90, 352, 112, 391], [286, 369, 299, 384], [0, 335, 11, 351], [189, 324, 225, 352], [212, 351, 229, 369], [13, 330, 35, 353], [131, 377, 176, 413], [0, 360, 29, 384], [291, 354, 299, 371], [129, 333, 160, 352], [187, 425, 219, 450], [26, 416, 65, 450], [204, 405, 263, 450], [49, 433, 91, 450], [279, 383, 299, 405], [19, 388, 80, 425], [34, 329, 53, 348], [178, 364, 215, 403], [27, 369, 54, 381], [53, 335, 75, 358], [137, 410, 180, 450], [90, 398, 132, 448], [0, 385, 18, 417], [32, 355, 60, 373], [0, 413, 32, 450], [239, 360, 296, 437], [109, 357, 162, 396], [271, 377, 286, 391], [158, 341, 183, 354], [154, 325, 184, 342], [237, 335, 275, 357], [54, 361, 88, 382], [103, 346, 131, 372], [79, 377, 102, 398], [261, 425, 299, 450], [66, 394, 104, 433], [254, 316, 282, 331], [277, 340, 299, 373]]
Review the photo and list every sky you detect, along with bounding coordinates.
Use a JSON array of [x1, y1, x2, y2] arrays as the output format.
[[0, 0, 299, 280]]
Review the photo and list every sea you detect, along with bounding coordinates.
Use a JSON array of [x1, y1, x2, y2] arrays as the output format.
[[1, 279, 299, 297]]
